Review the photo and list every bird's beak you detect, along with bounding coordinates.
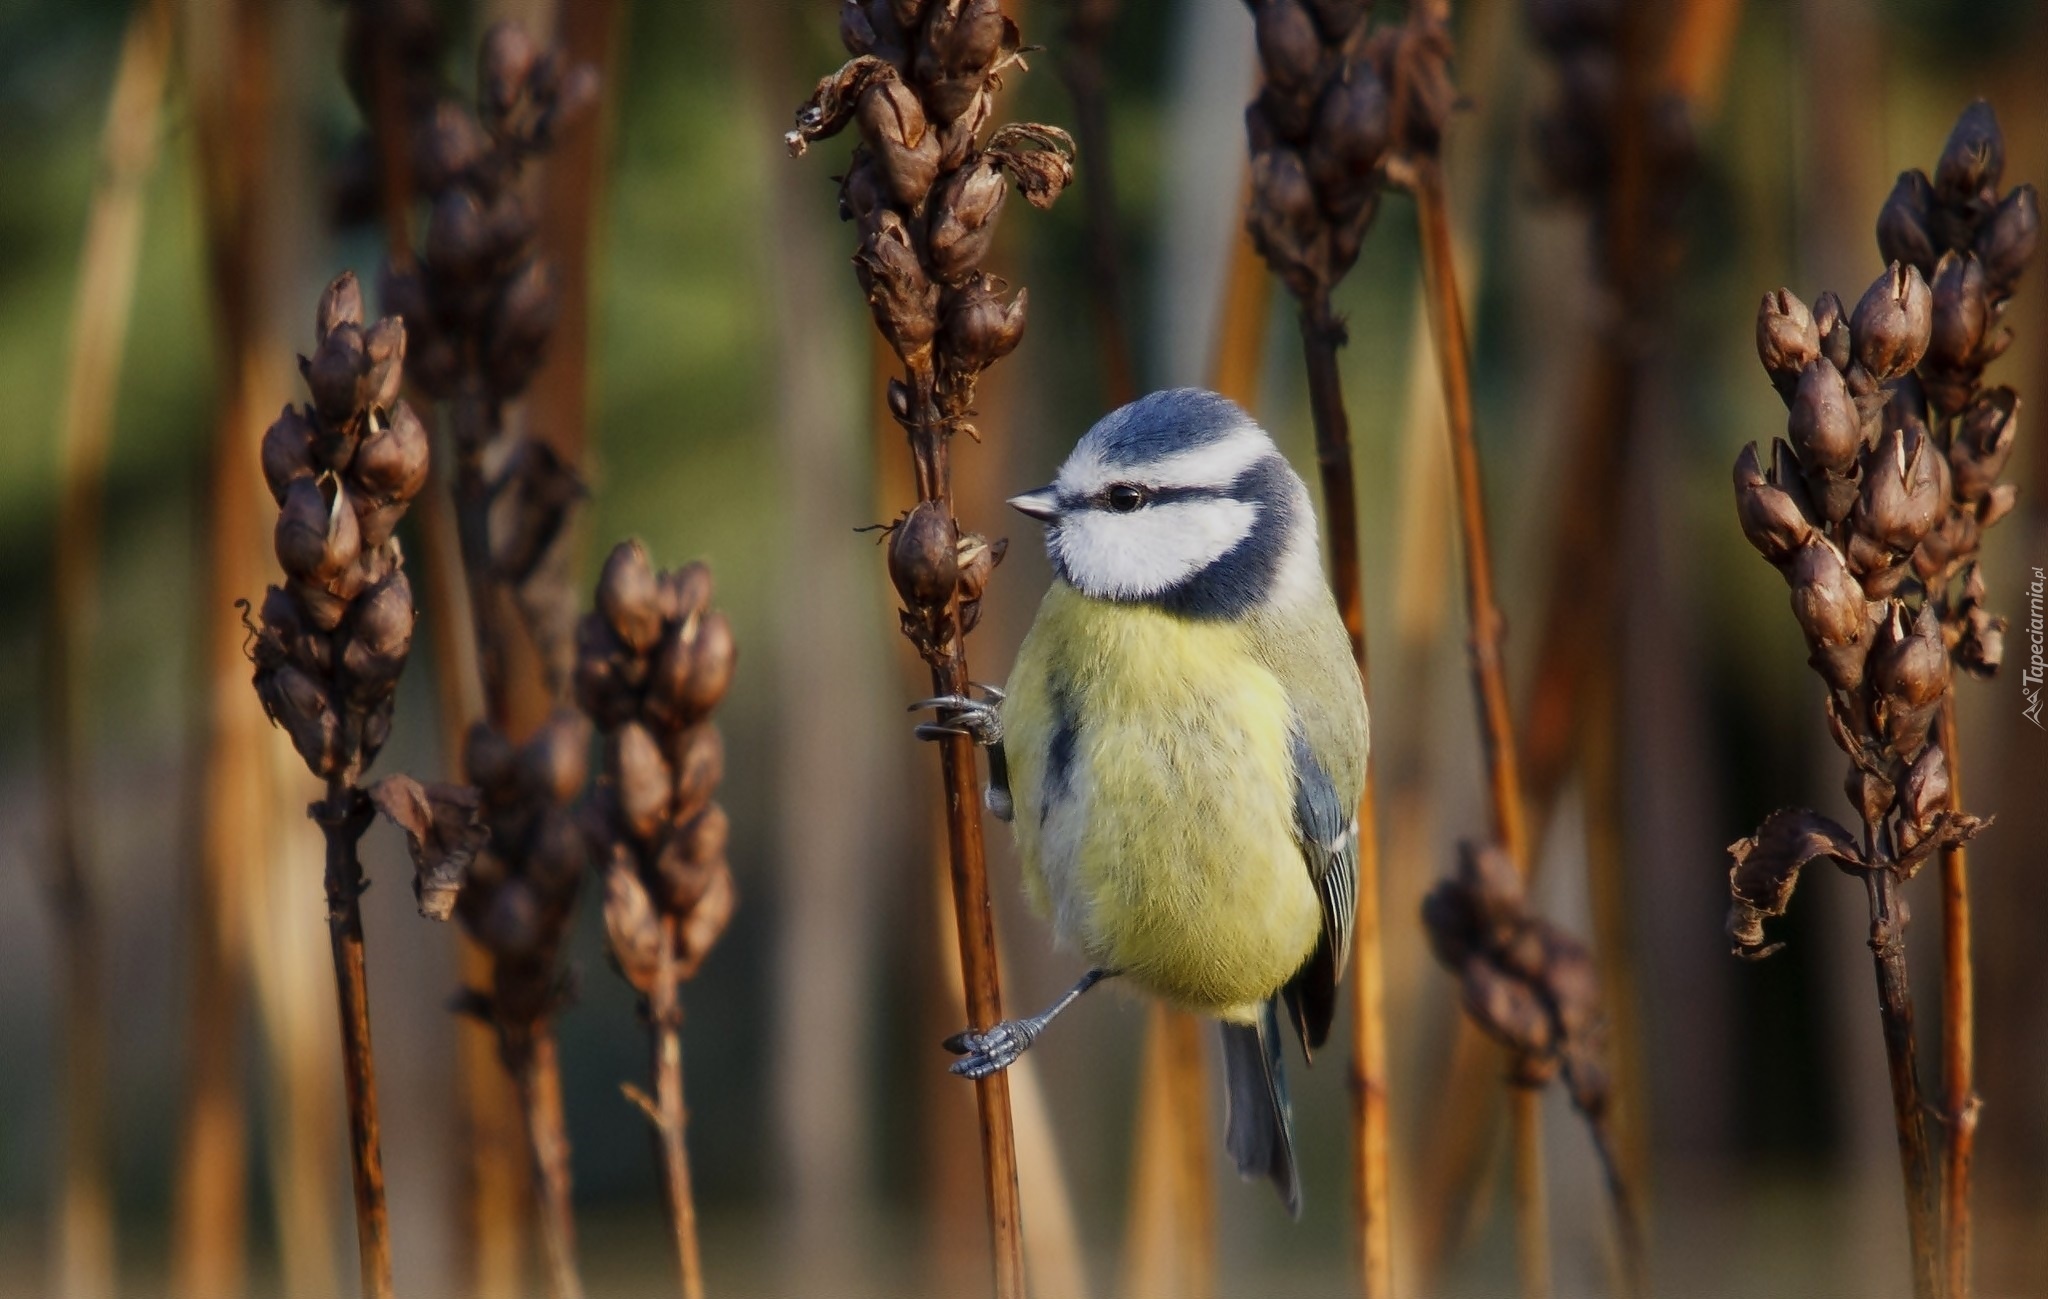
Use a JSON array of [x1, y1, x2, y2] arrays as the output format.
[[1007, 488, 1060, 522]]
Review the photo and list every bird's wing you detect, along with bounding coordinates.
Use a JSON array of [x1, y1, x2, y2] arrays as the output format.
[[1283, 731, 1359, 1058]]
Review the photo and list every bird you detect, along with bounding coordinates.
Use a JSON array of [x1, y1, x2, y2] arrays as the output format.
[[914, 387, 1369, 1215]]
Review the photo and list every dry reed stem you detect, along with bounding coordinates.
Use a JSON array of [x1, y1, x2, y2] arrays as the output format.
[[179, 0, 284, 1290], [352, 24, 537, 1295], [528, 0, 625, 468], [43, 4, 172, 1294], [1409, 153, 1544, 1299], [648, 917, 706, 1299], [317, 785, 396, 1299], [1297, 314, 1396, 1299], [1938, 698, 1977, 1299], [513, 1029, 584, 1299]]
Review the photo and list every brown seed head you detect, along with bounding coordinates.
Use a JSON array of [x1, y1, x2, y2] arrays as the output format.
[[1877, 170, 1938, 274]]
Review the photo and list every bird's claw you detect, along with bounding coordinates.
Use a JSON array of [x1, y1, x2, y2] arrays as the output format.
[[942, 1019, 1033, 1079], [910, 686, 1004, 747]]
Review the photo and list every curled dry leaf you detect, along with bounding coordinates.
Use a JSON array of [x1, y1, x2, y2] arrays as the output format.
[[1726, 808, 1864, 959], [368, 774, 490, 920]]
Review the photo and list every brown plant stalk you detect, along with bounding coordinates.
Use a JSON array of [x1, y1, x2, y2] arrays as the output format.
[[340, 6, 529, 1287], [576, 541, 741, 1299], [1393, 7, 1646, 1293], [43, 5, 171, 1296], [788, 6, 1080, 1294], [1239, 1, 1436, 1289]]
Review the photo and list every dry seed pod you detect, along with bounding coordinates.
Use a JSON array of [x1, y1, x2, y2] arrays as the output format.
[[1733, 442, 1812, 564], [1925, 251, 1989, 371], [1849, 262, 1933, 380], [673, 862, 736, 980], [609, 721, 673, 843], [889, 500, 958, 611], [353, 401, 431, 506], [1787, 360, 1861, 473], [1949, 387, 2018, 501], [1877, 171, 1938, 273], [1855, 426, 1946, 553], [520, 709, 592, 806], [603, 856, 663, 995], [599, 540, 664, 654], [262, 406, 320, 505], [276, 477, 362, 587], [464, 720, 519, 793], [1934, 99, 2003, 204], [680, 610, 736, 718], [1757, 289, 1820, 396], [669, 723, 725, 815]]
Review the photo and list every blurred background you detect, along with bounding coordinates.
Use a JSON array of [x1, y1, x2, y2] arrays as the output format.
[[1, 0, 2046, 1296]]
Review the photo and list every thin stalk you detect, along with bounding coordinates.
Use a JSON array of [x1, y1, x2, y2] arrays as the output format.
[[1508, 1088, 1551, 1299], [1938, 699, 1976, 1299], [899, 352, 1026, 1299], [1410, 156, 1542, 1298], [44, 4, 172, 1294], [513, 1030, 585, 1299], [316, 781, 396, 1299], [1863, 867, 1941, 1299], [1585, 1113, 1646, 1299], [359, 30, 537, 1295], [646, 919, 706, 1299], [1297, 306, 1395, 1299]]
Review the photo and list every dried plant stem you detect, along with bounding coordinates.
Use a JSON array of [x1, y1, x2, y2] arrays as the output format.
[[317, 781, 396, 1299], [644, 918, 706, 1299], [1585, 1111, 1646, 1299], [1411, 156, 1544, 1298], [1508, 1088, 1551, 1299], [902, 364, 1026, 1299], [355, 28, 540, 1296], [43, 5, 172, 1295], [512, 1030, 584, 1299], [1296, 308, 1395, 1299], [1864, 866, 1941, 1299], [1937, 699, 1975, 1299]]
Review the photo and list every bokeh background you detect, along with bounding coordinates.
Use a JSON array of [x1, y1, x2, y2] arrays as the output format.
[[1, 0, 2046, 1296]]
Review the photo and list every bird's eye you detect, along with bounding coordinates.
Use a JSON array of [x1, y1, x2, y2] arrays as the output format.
[[1107, 484, 1145, 513]]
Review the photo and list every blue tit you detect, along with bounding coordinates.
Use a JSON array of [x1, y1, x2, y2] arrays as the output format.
[[916, 388, 1368, 1216]]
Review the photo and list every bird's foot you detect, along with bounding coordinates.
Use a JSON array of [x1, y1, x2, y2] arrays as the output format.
[[910, 684, 1005, 747], [942, 1017, 1036, 1079]]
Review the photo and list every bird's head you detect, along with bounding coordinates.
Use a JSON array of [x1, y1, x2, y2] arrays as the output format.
[[1010, 389, 1322, 618]]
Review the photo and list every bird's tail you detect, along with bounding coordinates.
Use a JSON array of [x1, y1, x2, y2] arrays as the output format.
[[1220, 997, 1301, 1217]]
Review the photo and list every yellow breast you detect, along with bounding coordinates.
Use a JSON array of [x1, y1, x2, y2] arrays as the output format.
[[1005, 582, 1320, 1018]]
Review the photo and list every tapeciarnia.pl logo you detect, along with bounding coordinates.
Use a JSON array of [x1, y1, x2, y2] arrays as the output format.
[[2025, 565, 2045, 729]]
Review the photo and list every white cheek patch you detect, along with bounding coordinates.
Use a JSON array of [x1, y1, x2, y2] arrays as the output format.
[[1057, 427, 1273, 501], [1051, 497, 1260, 600]]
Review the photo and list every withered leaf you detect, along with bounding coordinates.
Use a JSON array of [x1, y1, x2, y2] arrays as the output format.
[[368, 774, 489, 921], [786, 56, 899, 157], [1726, 807, 1863, 959], [985, 122, 1076, 209]]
